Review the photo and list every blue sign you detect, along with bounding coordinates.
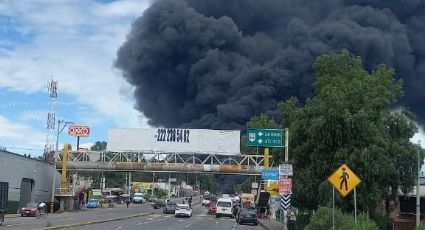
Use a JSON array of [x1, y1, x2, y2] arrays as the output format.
[[261, 168, 280, 180]]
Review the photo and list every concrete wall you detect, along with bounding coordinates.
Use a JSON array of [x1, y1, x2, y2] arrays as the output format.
[[0, 150, 60, 212]]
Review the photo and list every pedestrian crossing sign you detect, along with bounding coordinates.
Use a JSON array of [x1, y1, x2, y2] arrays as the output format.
[[328, 164, 361, 197]]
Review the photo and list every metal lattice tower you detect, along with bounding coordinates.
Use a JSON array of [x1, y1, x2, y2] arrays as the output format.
[[44, 79, 57, 161]]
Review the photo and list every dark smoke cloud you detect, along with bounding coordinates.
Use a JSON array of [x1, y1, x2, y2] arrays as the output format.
[[116, 0, 425, 128]]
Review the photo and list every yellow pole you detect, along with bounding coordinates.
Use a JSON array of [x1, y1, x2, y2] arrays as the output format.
[[264, 147, 270, 169], [61, 144, 71, 194]]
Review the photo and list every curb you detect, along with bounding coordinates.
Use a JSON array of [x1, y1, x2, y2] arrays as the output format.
[[5, 214, 21, 219], [258, 220, 274, 230], [34, 212, 154, 230]]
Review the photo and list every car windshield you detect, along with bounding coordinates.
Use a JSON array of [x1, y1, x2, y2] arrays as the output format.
[[178, 204, 189, 209], [217, 201, 231, 207], [241, 208, 256, 214], [26, 203, 38, 208]]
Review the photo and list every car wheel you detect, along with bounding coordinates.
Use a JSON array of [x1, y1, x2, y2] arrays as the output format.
[[254, 222, 258, 226], [215, 214, 220, 218], [21, 213, 24, 217]]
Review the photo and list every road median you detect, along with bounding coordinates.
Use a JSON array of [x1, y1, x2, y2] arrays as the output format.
[[34, 212, 154, 230]]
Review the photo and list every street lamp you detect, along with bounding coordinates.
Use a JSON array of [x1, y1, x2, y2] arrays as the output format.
[[50, 119, 74, 214]]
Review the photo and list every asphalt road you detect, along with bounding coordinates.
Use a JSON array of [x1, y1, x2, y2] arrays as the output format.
[[65, 203, 261, 230], [3, 200, 263, 230], [3, 201, 155, 230]]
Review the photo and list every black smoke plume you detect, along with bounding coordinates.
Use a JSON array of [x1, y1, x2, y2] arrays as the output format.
[[116, 0, 425, 128]]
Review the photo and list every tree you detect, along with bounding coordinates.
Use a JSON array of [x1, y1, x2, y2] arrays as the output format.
[[279, 50, 424, 216], [90, 141, 107, 151]]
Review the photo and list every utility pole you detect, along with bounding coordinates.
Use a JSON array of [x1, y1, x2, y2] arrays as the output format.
[[50, 119, 73, 214], [151, 173, 155, 197], [417, 140, 422, 227]]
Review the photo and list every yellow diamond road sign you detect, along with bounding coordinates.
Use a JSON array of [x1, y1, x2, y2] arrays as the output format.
[[328, 164, 361, 197]]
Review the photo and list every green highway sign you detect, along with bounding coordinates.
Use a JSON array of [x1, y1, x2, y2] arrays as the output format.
[[246, 128, 284, 147]]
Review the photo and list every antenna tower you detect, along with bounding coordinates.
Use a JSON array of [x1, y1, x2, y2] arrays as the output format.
[[44, 79, 57, 161]]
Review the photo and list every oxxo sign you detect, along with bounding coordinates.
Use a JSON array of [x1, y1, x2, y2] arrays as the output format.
[[68, 125, 90, 137]]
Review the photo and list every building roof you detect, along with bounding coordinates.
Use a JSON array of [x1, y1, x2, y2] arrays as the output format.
[[0, 149, 53, 165]]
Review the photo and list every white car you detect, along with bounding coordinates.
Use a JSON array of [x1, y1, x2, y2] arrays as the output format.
[[175, 204, 192, 218], [132, 193, 145, 204], [202, 196, 211, 206]]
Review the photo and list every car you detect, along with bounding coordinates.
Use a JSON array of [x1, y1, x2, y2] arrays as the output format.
[[202, 195, 211, 206], [207, 202, 217, 215], [86, 199, 99, 208], [132, 193, 145, 204], [21, 202, 38, 217], [163, 202, 177, 214], [151, 199, 165, 209], [236, 207, 258, 225], [215, 198, 234, 218], [175, 204, 192, 218]]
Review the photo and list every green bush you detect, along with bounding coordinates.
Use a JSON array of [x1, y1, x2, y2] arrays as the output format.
[[417, 222, 425, 230], [370, 212, 393, 230], [153, 188, 168, 199], [305, 206, 379, 230], [296, 211, 312, 230]]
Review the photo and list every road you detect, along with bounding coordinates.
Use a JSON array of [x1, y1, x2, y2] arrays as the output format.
[[3, 200, 262, 230], [3, 201, 153, 230], [65, 203, 261, 230]]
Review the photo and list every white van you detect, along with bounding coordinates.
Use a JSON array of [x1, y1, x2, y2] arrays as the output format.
[[215, 198, 234, 218], [132, 193, 145, 204]]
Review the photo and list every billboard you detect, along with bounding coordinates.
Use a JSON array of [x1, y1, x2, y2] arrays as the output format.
[[68, 125, 90, 137], [107, 128, 240, 154]]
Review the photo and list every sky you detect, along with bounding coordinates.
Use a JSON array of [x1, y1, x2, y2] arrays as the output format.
[[0, 0, 424, 160], [0, 0, 152, 156]]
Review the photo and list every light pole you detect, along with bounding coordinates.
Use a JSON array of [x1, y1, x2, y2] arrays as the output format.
[[50, 119, 74, 214], [417, 140, 422, 227]]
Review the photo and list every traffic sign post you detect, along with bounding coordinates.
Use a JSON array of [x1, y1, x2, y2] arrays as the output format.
[[279, 178, 292, 194], [328, 164, 361, 197], [279, 163, 293, 176], [246, 128, 284, 147], [328, 164, 361, 227], [261, 168, 280, 180]]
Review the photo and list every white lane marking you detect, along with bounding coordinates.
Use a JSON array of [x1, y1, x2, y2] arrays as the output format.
[[232, 223, 237, 229], [185, 224, 192, 228], [178, 219, 186, 222], [5, 223, 27, 226], [115, 227, 123, 229], [57, 217, 73, 221]]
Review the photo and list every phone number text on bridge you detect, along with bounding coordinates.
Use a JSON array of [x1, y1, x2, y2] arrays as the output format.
[[156, 128, 190, 143]]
